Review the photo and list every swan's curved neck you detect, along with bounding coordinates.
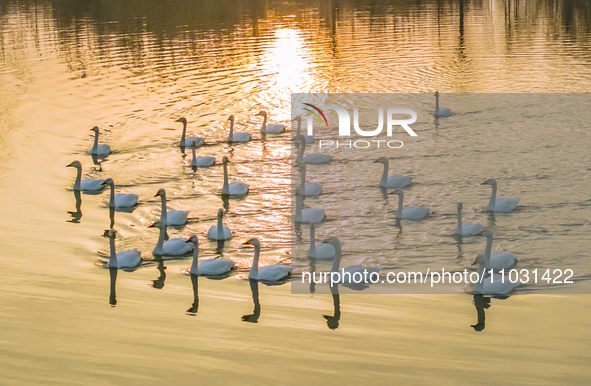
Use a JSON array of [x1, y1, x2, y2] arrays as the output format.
[[249, 245, 260, 279], [330, 243, 342, 272], [73, 166, 82, 190], [228, 119, 234, 140], [380, 160, 389, 186], [474, 258, 486, 293], [155, 226, 166, 254], [180, 121, 187, 143], [93, 130, 99, 149], [396, 193, 404, 218], [299, 166, 306, 192], [260, 115, 268, 132], [296, 140, 305, 163], [217, 214, 224, 239], [109, 236, 119, 268], [190, 244, 199, 275], [484, 234, 493, 263], [108, 183, 115, 207], [296, 119, 301, 136], [456, 207, 462, 234], [309, 226, 316, 254], [222, 163, 229, 193], [435, 93, 440, 111], [160, 194, 168, 224], [487, 185, 497, 210]]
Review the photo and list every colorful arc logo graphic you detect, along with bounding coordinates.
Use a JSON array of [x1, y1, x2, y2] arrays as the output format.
[[303, 103, 329, 127]]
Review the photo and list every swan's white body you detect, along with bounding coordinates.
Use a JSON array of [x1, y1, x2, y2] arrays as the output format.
[[294, 189, 325, 223], [257, 111, 285, 134], [392, 189, 430, 220], [295, 134, 332, 164], [67, 161, 105, 191], [176, 117, 204, 148], [374, 157, 412, 188], [187, 235, 235, 275], [298, 162, 322, 196], [103, 178, 138, 208], [106, 230, 141, 269], [246, 238, 291, 281], [151, 221, 194, 256], [190, 145, 215, 167], [207, 209, 233, 240], [221, 157, 249, 196], [455, 203, 484, 235], [475, 252, 518, 270], [156, 189, 189, 226], [90, 127, 111, 155], [433, 92, 451, 117], [482, 179, 520, 213], [293, 116, 314, 143], [328, 237, 381, 283], [227, 115, 251, 142], [307, 224, 343, 259], [472, 229, 520, 295]]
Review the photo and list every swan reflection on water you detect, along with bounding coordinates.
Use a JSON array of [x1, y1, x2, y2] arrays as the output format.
[[67, 190, 82, 223], [241, 279, 261, 323], [186, 274, 199, 315], [151, 258, 167, 289], [471, 294, 490, 332], [109, 267, 117, 307], [323, 283, 341, 330]]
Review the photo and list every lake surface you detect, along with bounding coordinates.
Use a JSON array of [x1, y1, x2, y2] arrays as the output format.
[[1, 0, 591, 384]]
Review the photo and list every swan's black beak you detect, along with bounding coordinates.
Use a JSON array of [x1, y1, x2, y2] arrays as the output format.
[[373, 159, 380, 163], [154, 191, 161, 197], [175, 118, 182, 122], [477, 230, 485, 235], [185, 238, 192, 244], [480, 181, 489, 185], [148, 223, 156, 228], [243, 240, 252, 245]]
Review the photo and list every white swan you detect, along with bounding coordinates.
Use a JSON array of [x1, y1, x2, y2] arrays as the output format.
[[256, 110, 285, 134], [155, 188, 189, 226], [294, 188, 325, 223], [102, 178, 138, 208], [186, 235, 235, 275], [244, 238, 291, 281], [295, 134, 332, 164], [472, 229, 520, 294], [207, 208, 233, 240], [472, 230, 518, 270], [66, 160, 105, 191], [293, 116, 313, 143], [390, 188, 430, 220], [190, 141, 215, 167], [373, 156, 412, 188], [307, 223, 343, 259], [176, 117, 204, 147], [90, 126, 111, 155], [433, 91, 451, 117], [149, 221, 194, 256], [455, 203, 485, 235], [221, 156, 249, 196], [227, 115, 251, 142], [481, 179, 520, 212], [104, 229, 141, 269], [297, 161, 322, 196], [326, 237, 382, 283]]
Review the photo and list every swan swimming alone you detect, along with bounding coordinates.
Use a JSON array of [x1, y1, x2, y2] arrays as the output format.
[[373, 156, 412, 188], [472, 230, 518, 270], [256, 110, 285, 134], [390, 188, 430, 220], [190, 141, 215, 167], [472, 229, 520, 294], [66, 160, 105, 191], [104, 229, 142, 269], [102, 178, 139, 208], [295, 134, 332, 164], [176, 117, 204, 148], [149, 220, 194, 256], [297, 161, 322, 196], [227, 115, 251, 142], [326, 237, 382, 283], [292, 116, 314, 144], [433, 91, 451, 117], [186, 235, 235, 275], [244, 238, 291, 281], [481, 179, 520, 212], [294, 187, 325, 223], [207, 208, 233, 240], [307, 223, 343, 259], [90, 126, 111, 155], [221, 156, 249, 196], [455, 203, 485, 236], [155, 188, 190, 226]]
